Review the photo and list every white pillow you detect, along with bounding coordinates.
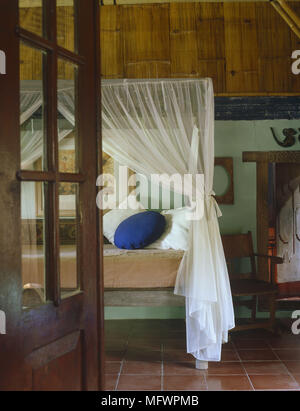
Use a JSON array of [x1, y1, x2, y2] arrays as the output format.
[[103, 196, 145, 244], [148, 207, 191, 251]]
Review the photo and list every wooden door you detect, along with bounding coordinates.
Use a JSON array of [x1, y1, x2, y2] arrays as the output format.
[[276, 162, 300, 298], [0, 0, 104, 390]]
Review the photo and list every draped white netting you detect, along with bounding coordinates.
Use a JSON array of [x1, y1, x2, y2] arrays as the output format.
[[21, 78, 235, 362], [21, 81, 73, 293], [21, 81, 73, 169], [101, 79, 235, 362]]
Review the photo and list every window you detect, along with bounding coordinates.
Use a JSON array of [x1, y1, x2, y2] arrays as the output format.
[[19, 0, 84, 307]]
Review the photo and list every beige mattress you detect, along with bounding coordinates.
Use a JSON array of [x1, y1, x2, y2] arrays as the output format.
[[104, 244, 184, 289], [22, 244, 185, 290]]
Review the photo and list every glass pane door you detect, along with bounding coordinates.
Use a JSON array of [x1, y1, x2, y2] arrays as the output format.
[[0, 0, 102, 390], [19, 0, 84, 307]]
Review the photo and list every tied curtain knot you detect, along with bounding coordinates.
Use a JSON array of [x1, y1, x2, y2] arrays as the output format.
[[188, 126, 222, 220], [186, 192, 222, 222], [205, 191, 222, 220]]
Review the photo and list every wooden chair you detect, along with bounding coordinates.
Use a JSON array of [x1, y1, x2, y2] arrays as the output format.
[[221, 231, 284, 333]]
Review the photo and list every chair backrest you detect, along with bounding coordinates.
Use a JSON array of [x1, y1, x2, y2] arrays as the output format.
[[221, 231, 256, 280]]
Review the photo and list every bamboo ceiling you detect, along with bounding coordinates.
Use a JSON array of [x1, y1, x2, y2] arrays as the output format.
[[20, 1, 300, 95], [19, 0, 300, 5]]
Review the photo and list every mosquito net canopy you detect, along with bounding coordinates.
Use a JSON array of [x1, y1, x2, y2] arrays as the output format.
[[21, 78, 235, 362]]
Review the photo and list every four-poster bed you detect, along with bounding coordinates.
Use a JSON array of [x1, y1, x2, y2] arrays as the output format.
[[21, 77, 235, 369]]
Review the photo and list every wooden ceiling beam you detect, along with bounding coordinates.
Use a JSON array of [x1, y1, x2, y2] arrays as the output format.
[[270, 0, 300, 39], [20, 0, 299, 7], [278, 0, 300, 29]]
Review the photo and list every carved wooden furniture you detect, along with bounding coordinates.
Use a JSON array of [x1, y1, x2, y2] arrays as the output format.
[[222, 231, 283, 332], [243, 151, 300, 284]]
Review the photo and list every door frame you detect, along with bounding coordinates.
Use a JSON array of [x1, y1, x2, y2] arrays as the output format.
[[0, 0, 104, 390]]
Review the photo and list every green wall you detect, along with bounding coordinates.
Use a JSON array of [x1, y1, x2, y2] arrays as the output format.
[[216, 119, 299, 244], [105, 119, 299, 320]]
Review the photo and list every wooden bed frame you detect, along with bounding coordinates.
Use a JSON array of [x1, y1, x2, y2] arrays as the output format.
[[23, 227, 282, 372], [104, 287, 184, 307], [104, 230, 285, 370]]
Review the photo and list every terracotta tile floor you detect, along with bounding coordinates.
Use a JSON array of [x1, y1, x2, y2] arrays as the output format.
[[104, 319, 300, 391]]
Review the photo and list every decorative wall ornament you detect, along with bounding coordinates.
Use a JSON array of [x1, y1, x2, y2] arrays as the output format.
[[270, 127, 300, 147]]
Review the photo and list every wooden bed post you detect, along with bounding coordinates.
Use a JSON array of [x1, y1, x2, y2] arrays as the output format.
[[195, 360, 208, 370]]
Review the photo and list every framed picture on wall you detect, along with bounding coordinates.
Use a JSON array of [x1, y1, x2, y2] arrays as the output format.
[[213, 157, 234, 205]]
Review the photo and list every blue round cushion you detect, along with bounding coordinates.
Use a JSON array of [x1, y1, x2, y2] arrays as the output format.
[[114, 211, 166, 250]]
